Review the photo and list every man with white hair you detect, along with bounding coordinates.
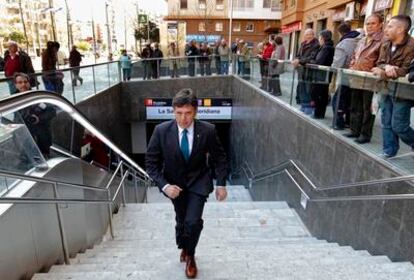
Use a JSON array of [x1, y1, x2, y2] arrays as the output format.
[[292, 29, 320, 115], [4, 41, 35, 94]]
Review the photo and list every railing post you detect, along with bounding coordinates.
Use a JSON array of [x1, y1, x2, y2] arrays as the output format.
[[107, 188, 114, 239], [53, 183, 70, 265], [134, 171, 138, 203], [92, 65, 97, 94], [69, 120, 75, 154], [107, 63, 111, 87], [289, 67, 296, 106], [117, 62, 122, 82], [120, 164, 126, 207], [70, 69, 77, 104]]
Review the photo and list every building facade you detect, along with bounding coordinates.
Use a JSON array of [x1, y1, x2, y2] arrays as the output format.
[[163, 0, 282, 51], [281, 0, 406, 59]]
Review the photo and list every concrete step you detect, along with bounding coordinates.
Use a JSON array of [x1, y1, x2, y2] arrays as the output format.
[[32, 200, 414, 280]]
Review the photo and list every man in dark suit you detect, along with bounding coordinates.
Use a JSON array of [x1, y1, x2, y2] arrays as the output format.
[[146, 89, 228, 279]]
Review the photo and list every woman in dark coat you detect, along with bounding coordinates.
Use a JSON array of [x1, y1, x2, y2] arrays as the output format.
[[310, 30, 335, 119]]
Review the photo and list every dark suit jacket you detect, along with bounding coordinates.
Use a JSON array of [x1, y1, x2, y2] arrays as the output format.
[[145, 120, 228, 196]]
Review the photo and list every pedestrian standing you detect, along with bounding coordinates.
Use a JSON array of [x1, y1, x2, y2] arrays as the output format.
[[330, 22, 362, 130], [269, 37, 286, 96], [168, 42, 180, 78], [185, 40, 199, 77], [344, 14, 383, 144], [141, 44, 153, 80], [42, 41, 64, 94], [198, 42, 212, 76], [309, 30, 335, 119], [119, 50, 132, 81], [372, 15, 414, 158], [151, 43, 164, 79], [218, 39, 230, 75], [4, 41, 36, 94], [292, 29, 320, 115], [69, 45, 84, 86]]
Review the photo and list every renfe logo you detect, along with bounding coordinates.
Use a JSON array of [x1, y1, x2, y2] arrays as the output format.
[[145, 99, 153, 106]]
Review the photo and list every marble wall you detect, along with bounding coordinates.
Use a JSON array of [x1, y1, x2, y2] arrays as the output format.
[[230, 76, 414, 263]]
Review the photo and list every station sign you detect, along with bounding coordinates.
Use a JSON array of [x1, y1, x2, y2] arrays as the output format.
[[145, 98, 232, 120]]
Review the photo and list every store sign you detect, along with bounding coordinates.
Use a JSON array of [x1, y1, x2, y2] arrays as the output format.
[[281, 22, 302, 34], [374, 0, 393, 11], [186, 34, 221, 43], [145, 98, 232, 120], [167, 22, 178, 30]]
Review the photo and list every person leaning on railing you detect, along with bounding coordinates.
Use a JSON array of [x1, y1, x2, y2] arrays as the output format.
[[185, 40, 199, 77], [198, 42, 212, 76], [141, 43, 153, 80], [151, 43, 164, 79], [213, 39, 222, 75], [372, 15, 414, 158], [330, 22, 362, 130], [268, 37, 285, 96], [308, 30, 335, 119], [343, 14, 384, 144], [236, 40, 250, 77], [218, 39, 230, 75]]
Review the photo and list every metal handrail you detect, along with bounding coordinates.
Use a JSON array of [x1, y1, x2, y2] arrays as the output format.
[[244, 159, 414, 192], [0, 90, 150, 181], [0, 170, 107, 192], [243, 159, 414, 206], [0, 169, 129, 265]]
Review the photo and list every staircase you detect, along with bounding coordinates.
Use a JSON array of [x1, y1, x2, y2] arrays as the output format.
[[32, 186, 414, 280]]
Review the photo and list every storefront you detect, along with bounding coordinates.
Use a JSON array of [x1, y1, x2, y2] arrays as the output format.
[[280, 21, 302, 60], [404, 0, 414, 36]]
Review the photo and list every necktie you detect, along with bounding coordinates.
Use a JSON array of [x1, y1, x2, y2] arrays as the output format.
[[181, 129, 190, 161]]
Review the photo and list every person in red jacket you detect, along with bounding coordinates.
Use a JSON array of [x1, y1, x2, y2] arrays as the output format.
[[257, 39, 274, 91]]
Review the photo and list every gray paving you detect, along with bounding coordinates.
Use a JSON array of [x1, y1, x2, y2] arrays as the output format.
[[32, 185, 414, 280]]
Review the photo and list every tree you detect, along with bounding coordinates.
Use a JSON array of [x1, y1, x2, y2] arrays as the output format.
[[9, 30, 26, 44], [77, 41, 91, 52], [133, 19, 160, 46]]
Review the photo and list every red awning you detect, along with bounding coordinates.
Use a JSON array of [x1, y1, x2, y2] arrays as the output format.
[[281, 22, 302, 34]]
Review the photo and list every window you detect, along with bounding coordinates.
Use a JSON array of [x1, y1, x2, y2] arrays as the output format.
[[199, 0, 206, 9], [263, 0, 271, 8], [216, 0, 224, 10], [234, 0, 254, 10], [180, 0, 187, 9], [233, 22, 241, 32], [215, 22, 223, 32], [246, 22, 254, 32], [290, 0, 296, 7], [199, 22, 206, 32], [271, 0, 281, 11]]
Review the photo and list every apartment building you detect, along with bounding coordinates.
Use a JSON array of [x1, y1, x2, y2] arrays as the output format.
[[164, 0, 281, 49], [0, 0, 64, 56], [281, 0, 404, 59]]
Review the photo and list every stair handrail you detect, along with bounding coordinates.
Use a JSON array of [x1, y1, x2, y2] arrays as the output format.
[[0, 90, 151, 183], [0, 169, 129, 265], [242, 159, 414, 207]]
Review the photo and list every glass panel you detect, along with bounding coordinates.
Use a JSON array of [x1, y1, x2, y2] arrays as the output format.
[[109, 62, 120, 85], [72, 66, 95, 103], [0, 111, 48, 179], [94, 64, 110, 92]]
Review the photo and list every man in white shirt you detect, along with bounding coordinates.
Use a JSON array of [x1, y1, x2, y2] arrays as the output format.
[[146, 88, 228, 278]]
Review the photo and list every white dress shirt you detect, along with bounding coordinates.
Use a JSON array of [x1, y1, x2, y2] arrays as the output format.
[[162, 121, 225, 192]]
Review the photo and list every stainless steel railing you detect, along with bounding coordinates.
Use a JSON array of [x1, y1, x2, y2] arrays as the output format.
[[0, 166, 130, 265], [241, 159, 414, 208]]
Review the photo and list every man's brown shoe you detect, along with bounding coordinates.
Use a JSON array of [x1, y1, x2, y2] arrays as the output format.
[[180, 249, 187, 263], [185, 256, 197, 279]]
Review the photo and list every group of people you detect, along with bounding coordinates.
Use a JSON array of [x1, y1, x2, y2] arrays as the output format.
[[293, 14, 414, 158], [2, 40, 84, 95]]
